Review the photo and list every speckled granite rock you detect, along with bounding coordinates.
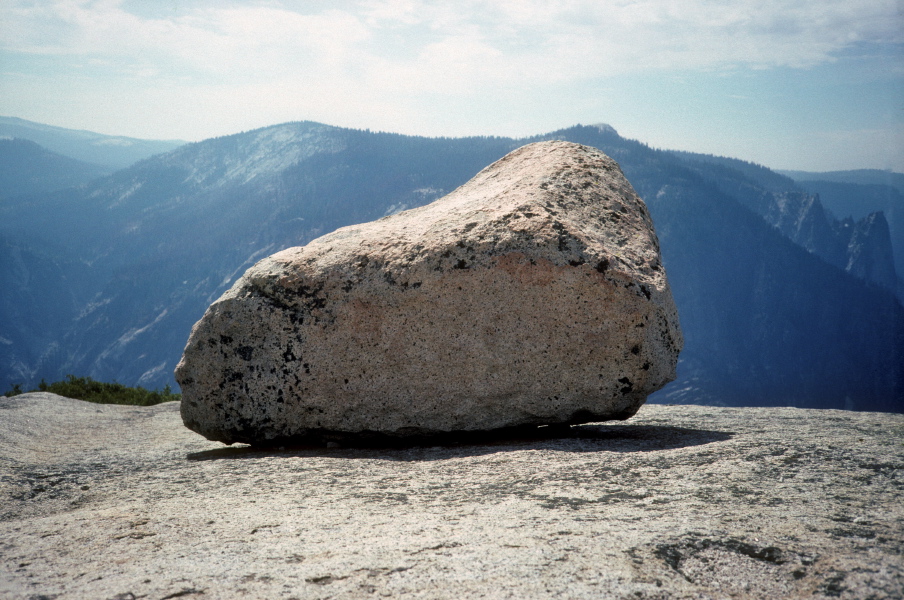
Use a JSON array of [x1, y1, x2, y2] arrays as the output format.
[[1, 393, 902, 600], [175, 141, 682, 445]]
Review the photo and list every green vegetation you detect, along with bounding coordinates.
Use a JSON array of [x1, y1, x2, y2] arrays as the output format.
[[2, 375, 180, 406]]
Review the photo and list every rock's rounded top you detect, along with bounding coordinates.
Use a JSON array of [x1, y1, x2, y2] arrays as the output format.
[[268, 141, 659, 275], [244, 141, 676, 339]]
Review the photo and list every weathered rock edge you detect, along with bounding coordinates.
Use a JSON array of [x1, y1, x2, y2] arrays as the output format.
[[176, 141, 682, 445]]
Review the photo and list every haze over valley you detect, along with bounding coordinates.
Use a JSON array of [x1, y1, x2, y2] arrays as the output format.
[[2, 0, 901, 411], [1, 118, 901, 412]]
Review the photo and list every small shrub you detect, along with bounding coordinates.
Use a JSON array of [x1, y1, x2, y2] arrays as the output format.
[[3, 375, 180, 406]]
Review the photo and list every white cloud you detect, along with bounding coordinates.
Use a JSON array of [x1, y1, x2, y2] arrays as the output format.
[[3, 0, 900, 82], [0, 0, 901, 171]]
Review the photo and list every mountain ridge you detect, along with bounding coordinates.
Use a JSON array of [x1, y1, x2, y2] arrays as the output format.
[[0, 116, 186, 171], [1, 120, 901, 411], [0, 138, 109, 198]]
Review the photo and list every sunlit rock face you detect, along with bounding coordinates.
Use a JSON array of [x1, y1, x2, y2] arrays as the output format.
[[175, 141, 682, 445]]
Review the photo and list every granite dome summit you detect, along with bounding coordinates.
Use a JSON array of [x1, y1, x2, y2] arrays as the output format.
[[3, 392, 902, 598]]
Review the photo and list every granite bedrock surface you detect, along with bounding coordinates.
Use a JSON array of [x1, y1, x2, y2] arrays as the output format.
[[0, 392, 902, 599]]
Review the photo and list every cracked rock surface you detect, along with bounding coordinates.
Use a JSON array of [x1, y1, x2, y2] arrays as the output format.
[[1, 392, 902, 599], [175, 141, 681, 445]]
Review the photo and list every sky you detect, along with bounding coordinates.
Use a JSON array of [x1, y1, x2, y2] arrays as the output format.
[[1, 0, 902, 172]]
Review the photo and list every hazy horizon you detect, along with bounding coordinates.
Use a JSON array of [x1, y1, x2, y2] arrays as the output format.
[[1, 0, 902, 172]]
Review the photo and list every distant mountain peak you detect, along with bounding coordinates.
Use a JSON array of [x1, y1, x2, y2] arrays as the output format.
[[156, 121, 348, 188], [587, 123, 618, 135]]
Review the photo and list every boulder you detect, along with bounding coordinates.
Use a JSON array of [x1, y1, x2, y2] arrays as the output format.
[[175, 141, 682, 444]]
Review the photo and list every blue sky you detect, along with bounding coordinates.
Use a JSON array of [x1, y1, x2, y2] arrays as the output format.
[[1, 0, 902, 171]]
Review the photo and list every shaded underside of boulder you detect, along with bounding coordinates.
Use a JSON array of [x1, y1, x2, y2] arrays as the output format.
[[176, 141, 682, 445]]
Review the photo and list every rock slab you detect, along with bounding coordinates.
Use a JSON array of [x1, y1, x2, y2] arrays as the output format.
[[2, 393, 902, 600], [176, 141, 682, 444]]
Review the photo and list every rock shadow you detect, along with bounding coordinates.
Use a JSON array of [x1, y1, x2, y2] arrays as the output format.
[[186, 423, 733, 462]]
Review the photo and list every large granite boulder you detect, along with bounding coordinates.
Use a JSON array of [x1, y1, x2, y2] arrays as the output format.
[[175, 141, 682, 444]]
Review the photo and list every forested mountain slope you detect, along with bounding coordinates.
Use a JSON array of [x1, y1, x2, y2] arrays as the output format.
[[2, 122, 901, 411], [0, 138, 109, 198]]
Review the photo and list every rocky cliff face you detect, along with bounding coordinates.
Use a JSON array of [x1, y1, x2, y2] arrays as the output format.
[[2, 393, 901, 599], [764, 192, 898, 293], [780, 173, 904, 285], [672, 156, 900, 296], [843, 211, 898, 291], [762, 192, 846, 266]]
